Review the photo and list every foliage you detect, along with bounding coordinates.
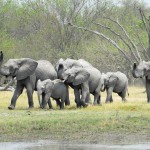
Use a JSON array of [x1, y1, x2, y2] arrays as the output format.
[[0, 0, 150, 82]]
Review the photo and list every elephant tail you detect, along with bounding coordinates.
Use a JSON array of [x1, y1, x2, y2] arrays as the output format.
[[127, 88, 129, 96]]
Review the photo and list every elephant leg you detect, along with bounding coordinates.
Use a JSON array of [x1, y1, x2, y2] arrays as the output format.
[[48, 98, 53, 109], [8, 82, 24, 110], [80, 83, 89, 107], [64, 84, 70, 106], [118, 91, 126, 102], [37, 93, 42, 108], [85, 93, 92, 104], [41, 93, 45, 108], [42, 94, 50, 110], [106, 87, 113, 103], [74, 87, 81, 107], [60, 94, 67, 109], [146, 79, 150, 103], [26, 83, 34, 109], [97, 95, 101, 104], [110, 95, 113, 103], [55, 99, 61, 108], [60, 99, 65, 110], [93, 91, 100, 105]]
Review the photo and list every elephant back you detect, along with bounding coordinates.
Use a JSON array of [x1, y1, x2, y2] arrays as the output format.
[[35, 60, 57, 81]]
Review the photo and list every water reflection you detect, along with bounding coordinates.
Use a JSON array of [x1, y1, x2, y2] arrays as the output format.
[[0, 140, 150, 150]]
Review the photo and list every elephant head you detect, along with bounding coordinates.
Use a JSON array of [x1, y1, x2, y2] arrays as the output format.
[[37, 79, 55, 94], [132, 61, 150, 79], [0, 58, 38, 80], [61, 66, 90, 85], [37, 79, 55, 106], [100, 73, 109, 92], [100, 73, 118, 91]]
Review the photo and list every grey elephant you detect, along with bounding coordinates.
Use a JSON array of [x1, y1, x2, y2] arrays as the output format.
[[100, 71, 128, 103], [0, 51, 64, 109], [132, 61, 150, 102], [56, 58, 102, 107], [37, 79, 68, 109]]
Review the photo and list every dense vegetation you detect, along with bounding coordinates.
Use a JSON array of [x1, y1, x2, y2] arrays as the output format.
[[0, 0, 150, 84]]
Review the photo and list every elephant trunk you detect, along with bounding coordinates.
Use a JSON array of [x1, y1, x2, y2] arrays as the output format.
[[0, 67, 10, 76], [37, 92, 42, 108], [132, 62, 140, 78], [132, 69, 138, 78], [100, 84, 106, 92], [132, 67, 142, 78]]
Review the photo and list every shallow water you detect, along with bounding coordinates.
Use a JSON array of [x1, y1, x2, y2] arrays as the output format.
[[0, 140, 150, 150]]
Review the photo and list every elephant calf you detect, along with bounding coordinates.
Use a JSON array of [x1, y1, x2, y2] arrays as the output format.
[[100, 71, 128, 103], [37, 79, 68, 109]]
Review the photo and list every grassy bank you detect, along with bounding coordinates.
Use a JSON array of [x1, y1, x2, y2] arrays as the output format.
[[0, 86, 150, 143]]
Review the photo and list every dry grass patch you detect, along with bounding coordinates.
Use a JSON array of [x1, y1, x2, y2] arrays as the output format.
[[0, 86, 149, 142]]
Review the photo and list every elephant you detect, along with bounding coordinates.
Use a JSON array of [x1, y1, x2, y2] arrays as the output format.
[[132, 61, 150, 102], [56, 58, 102, 107], [37, 79, 69, 109], [0, 51, 66, 109], [100, 71, 128, 103]]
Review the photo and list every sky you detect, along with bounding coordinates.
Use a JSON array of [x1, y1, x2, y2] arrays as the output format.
[[143, 0, 150, 6], [113, 0, 150, 7]]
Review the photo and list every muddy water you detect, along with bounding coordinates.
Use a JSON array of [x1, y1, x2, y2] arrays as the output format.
[[0, 140, 150, 150]]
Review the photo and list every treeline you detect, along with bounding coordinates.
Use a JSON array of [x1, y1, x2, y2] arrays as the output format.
[[0, 0, 150, 84]]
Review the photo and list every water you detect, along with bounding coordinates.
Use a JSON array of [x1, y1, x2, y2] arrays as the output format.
[[0, 140, 150, 150]]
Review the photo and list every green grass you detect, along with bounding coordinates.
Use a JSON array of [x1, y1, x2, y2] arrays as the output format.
[[0, 86, 150, 142]]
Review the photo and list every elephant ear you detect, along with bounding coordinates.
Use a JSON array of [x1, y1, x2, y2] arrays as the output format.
[[108, 75, 118, 86], [145, 70, 150, 79], [73, 68, 90, 86], [0, 51, 3, 64], [45, 80, 54, 94], [16, 58, 38, 80], [133, 62, 137, 69], [55, 58, 64, 71]]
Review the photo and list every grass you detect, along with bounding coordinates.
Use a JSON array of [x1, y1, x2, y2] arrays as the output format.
[[0, 86, 150, 142]]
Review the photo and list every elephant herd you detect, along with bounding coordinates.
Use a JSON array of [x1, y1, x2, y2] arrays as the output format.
[[0, 51, 150, 110]]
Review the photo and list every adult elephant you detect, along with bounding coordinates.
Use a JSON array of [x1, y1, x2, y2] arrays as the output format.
[[100, 71, 128, 103], [132, 61, 150, 103], [0, 51, 61, 110], [56, 58, 102, 107]]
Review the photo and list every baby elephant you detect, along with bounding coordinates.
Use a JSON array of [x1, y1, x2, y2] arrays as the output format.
[[37, 79, 69, 109], [100, 71, 128, 103]]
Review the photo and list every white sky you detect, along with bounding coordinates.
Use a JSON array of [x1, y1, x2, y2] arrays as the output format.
[[114, 0, 150, 7], [143, 0, 150, 6]]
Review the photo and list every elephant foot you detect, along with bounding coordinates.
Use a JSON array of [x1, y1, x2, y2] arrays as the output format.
[[82, 103, 88, 108], [8, 105, 15, 110], [76, 103, 81, 108], [105, 101, 110, 104], [28, 106, 34, 110], [93, 102, 97, 105], [97, 100, 100, 104], [65, 101, 70, 106]]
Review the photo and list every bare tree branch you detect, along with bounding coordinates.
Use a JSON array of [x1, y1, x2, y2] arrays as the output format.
[[139, 8, 149, 33], [0, 77, 16, 91], [68, 22, 133, 63], [94, 22, 139, 62], [104, 17, 142, 61]]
